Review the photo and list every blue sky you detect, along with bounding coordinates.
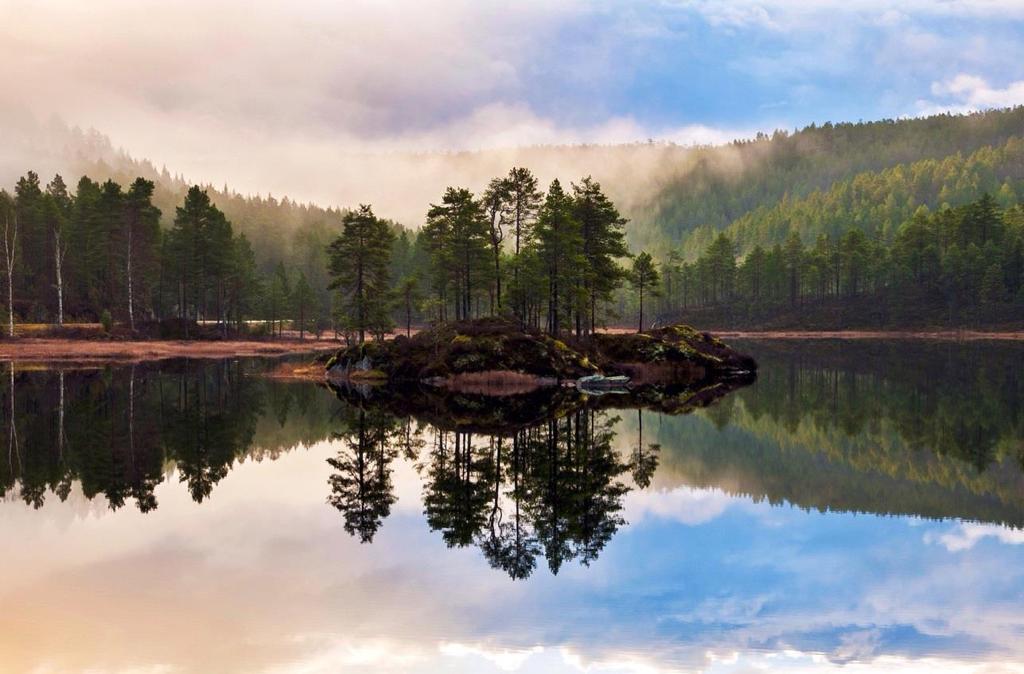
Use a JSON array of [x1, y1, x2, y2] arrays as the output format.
[[522, 2, 1024, 134]]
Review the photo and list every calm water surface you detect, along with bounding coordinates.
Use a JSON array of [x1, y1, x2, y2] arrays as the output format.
[[1, 340, 1023, 674]]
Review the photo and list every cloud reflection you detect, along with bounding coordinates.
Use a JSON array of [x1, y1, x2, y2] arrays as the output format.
[[2, 435, 1024, 674]]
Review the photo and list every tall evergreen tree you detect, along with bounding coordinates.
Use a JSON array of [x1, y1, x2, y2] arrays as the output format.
[[327, 204, 395, 343], [122, 178, 161, 329], [423, 188, 490, 321], [534, 179, 582, 335], [481, 177, 508, 312], [292, 271, 315, 340], [14, 172, 45, 319], [44, 175, 72, 325], [503, 168, 542, 321], [572, 177, 628, 335], [630, 252, 660, 332]]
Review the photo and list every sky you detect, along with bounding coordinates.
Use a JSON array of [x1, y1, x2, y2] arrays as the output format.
[[2, 0, 1024, 209]]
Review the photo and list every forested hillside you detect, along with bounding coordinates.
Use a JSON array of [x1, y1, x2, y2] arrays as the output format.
[[708, 136, 1024, 257], [632, 106, 1024, 255]]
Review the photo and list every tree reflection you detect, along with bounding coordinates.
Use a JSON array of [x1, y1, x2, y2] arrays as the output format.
[[327, 406, 400, 543], [328, 399, 633, 580], [629, 409, 660, 489], [0, 359, 336, 511]]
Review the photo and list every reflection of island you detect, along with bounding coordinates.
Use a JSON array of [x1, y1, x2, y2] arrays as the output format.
[[5, 338, 1024, 573], [327, 400, 638, 578]]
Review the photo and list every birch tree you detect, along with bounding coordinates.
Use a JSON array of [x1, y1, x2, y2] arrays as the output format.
[[2, 193, 17, 337], [45, 176, 71, 326]]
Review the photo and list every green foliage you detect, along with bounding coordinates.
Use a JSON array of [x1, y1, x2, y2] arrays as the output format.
[[327, 204, 395, 342], [572, 176, 629, 333], [422, 188, 491, 323], [534, 179, 583, 334], [632, 107, 1024, 254], [100, 309, 112, 333], [660, 193, 1024, 326], [292, 270, 316, 338], [630, 251, 660, 331]]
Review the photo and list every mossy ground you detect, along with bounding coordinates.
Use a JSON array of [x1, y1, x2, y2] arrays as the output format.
[[325, 318, 756, 389]]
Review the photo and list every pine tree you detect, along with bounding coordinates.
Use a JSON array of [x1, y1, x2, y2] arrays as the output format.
[[269, 262, 291, 337], [423, 188, 490, 322], [503, 168, 542, 321], [292, 271, 316, 340], [169, 187, 211, 333], [630, 252, 660, 332], [226, 234, 261, 331], [45, 175, 72, 325], [397, 275, 421, 337], [481, 177, 508, 312], [327, 204, 395, 343], [572, 177, 628, 335], [533, 179, 582, 335], [122, 178, 161, 330]]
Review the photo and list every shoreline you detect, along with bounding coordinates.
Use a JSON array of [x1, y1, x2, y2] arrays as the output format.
[[713, 329, 1024, 341], [3, 326, 1023, 365], [0, 337, 340, 363]]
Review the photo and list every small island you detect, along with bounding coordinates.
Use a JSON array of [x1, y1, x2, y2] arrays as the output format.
[[324, 317, 756, 392], [320, 318, 756, 434]]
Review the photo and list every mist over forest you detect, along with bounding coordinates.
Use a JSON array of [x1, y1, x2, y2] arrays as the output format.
[[3, 105, 1024, 330]]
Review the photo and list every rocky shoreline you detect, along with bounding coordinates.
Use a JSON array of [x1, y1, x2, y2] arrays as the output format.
[[323, 318, 756, 395]]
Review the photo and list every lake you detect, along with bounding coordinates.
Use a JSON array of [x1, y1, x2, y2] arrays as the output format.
[[1, 339, 1023, 673]]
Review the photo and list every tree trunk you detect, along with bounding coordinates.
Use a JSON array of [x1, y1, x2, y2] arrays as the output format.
[[4, 213, 15, 338], [127, 226, 135, 330], [8, 363, 20, 474], [54, 230, 65, 327], [58, 370, 65, 460], [638, 285, 644, 333], [494, 251, 502, 310]]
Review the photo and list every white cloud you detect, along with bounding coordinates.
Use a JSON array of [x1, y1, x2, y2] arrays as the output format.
[[928, 74, 1024, 110], [680, 0, 1024, 29], [926, 522, 1024, 552], [623, 486, 741, 525], [439, 642, 543, 671]]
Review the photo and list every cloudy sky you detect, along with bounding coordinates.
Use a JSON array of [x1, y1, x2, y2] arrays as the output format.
[[2, 0, 1024, 207]]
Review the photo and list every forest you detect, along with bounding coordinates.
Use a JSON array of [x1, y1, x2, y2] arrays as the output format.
[[655, 193, 1024, 328], [3, 107, 1024, 335], [0, 166, 646, 340]]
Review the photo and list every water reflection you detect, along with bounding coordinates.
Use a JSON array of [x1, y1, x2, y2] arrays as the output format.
[[658, 339, 1024, 526], [1, 342, 1024, 672], [1, 359, 337, 511], [3, 340, 1024, 540], [328, 403, 648, 576]]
